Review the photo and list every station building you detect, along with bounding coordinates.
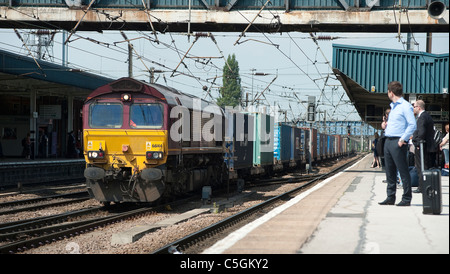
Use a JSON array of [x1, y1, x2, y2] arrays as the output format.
[[0, 49, 113, 158]]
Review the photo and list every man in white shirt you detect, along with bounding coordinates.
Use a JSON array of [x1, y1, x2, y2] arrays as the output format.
[[379, 81, 416, 206]]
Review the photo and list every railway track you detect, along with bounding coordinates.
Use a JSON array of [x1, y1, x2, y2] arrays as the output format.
[[0, 193, 202, 254], [0, 191, 90, 216], [0, 205, 155, 254], [0, 183, 87, 198], [152, 154, 363, 254], [0, 207, 103, 241]]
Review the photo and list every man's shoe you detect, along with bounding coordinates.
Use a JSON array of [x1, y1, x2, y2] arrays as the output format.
[[396, 201, 411, 206], [379, 199, 395, 205], [413, 188, 421, 193]]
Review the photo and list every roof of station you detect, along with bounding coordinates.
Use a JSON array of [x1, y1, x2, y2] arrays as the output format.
[[332, 44, 449, 129], [0, 49, 114, 99]]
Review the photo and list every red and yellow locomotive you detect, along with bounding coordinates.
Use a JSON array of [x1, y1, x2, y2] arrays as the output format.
[[83, 78, 225, 204]]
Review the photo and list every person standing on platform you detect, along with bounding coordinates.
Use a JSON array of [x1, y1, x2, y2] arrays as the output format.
[[22, 132, 31, 160], [440, 123, 449, 169], [411, 100, 435, 193], [378, 109, 390, 169], [379, 81, 416, 207], [67, 131, 78, 158], [371, 132, 381, 168]]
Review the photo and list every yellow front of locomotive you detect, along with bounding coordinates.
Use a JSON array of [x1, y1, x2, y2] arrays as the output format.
[[84, 130, 167, 176], [83, 87, 168, 203]]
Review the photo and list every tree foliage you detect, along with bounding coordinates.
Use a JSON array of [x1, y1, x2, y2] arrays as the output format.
[[217, 54, 241, 108]]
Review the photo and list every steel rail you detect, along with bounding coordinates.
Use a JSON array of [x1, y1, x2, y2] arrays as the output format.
[[0, 206, 154, 254], [0, 196, 91, 216], [0, 191, 89, 208], [0, 194, 200, 254], [0, 206, 103, 239]]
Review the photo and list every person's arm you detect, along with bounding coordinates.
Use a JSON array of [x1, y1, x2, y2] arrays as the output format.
[[441, 133, 449, 150], [400, 105, 417, 147], [414, 116, 427, 143]]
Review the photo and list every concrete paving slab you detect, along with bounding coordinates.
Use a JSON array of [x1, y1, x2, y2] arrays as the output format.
[[111, 207, 211, 246], [300, 156, 449, 254], [111, 191, 254, 246]]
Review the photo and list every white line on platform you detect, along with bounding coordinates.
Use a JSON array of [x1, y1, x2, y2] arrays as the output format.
[[202, 156, 366, 254]]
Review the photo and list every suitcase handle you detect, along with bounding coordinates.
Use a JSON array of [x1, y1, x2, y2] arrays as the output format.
[[419, 141, 425, 173]]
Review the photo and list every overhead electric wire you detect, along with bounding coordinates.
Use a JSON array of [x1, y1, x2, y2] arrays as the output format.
[[4, 3, 432, 123], [233, 3, 351, 120], [3, 17, 340, 115]]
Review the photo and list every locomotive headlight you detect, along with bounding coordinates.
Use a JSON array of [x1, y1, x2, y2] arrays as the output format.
[[88, 150, 105, 159], [146, 151, 163, 160], [121, 93, 131, 102]]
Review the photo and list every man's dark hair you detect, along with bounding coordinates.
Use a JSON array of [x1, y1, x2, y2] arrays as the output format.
[[388, 81, 403, 97]]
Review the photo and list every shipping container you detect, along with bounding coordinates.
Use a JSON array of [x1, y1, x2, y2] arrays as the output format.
[[292, 126, 302, 163], [335, 135, 342, 156], [330, 135, 333, 157], [252, 112, 274, 167], [274, 123, 292, 164], [224, 112, 254, 172], [327, 135, 331, 158], [318, 133, 326, 159], [300, 128, 310, 164], [310, 128, 318, 161], [274, 123, 281, 162]]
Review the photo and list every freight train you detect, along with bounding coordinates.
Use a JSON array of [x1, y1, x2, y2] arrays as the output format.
[[83, 78, 356, 204]]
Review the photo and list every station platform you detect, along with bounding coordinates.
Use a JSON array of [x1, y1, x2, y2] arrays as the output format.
[[0, 158, 85, 188], [204, 154, 449, 254]]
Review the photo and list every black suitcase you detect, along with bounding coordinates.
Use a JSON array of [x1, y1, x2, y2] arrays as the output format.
[[419, 142, 442, 215]]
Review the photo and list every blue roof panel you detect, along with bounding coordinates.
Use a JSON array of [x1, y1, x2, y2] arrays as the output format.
[[332, 44, 449, 94], [0, 49, 113, 90]]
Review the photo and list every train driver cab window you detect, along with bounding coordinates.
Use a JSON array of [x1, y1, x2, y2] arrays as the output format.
[[130, 103, 163, 129], [89, 103, 123, 128]]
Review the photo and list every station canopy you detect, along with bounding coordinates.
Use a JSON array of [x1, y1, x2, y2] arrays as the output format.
[[332, 44, 449, 130], [0, 49, 113, 99]]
